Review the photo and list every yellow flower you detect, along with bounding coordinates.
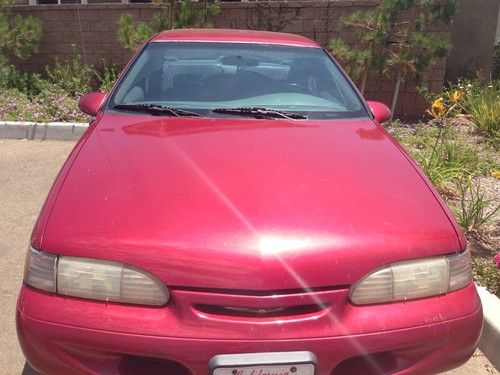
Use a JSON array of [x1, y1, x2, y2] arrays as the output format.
[[427, 98, 445, 118], [450, 90, 465, 102], [491, 171, 500, 179]]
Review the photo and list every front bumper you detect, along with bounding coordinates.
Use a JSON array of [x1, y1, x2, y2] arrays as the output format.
[[17, 283, 483, 375]]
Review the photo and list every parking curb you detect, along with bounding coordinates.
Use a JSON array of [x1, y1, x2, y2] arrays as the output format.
[[0, 121, 88, 141], [477, 286, 500, 371]]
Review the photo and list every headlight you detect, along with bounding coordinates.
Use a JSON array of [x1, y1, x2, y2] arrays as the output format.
[[349, 248, 471, 304], [24, 247, 169, 306]]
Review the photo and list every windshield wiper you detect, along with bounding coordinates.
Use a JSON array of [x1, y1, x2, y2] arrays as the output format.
[[212, 107, 306, 120], [112, 104, 201, 117]]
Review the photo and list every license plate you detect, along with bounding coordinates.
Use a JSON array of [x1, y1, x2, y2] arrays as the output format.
[[210, 352, 316, 375]]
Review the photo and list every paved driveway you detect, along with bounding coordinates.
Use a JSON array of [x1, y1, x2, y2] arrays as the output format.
[[0, 139, 497, 375]]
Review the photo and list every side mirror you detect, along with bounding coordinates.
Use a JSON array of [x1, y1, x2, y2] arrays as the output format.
[[367, 101, 391, 123], [79, 92, 107, 117]]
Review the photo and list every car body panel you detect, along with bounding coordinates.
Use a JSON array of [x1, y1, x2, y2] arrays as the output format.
[[19, 282, 480, 340], [37, 114, 460, 290], [18, 284, 482, 375], [151, 29, 319, 47]]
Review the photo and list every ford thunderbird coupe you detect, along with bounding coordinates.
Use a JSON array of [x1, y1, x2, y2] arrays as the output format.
[[17, 29, 482, 375]]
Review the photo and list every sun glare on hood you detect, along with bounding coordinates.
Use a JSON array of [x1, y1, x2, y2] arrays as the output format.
[[258, 236, 314, 255]]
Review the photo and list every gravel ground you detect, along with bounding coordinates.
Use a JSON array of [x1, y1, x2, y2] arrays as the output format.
[[0, 139, 497, 374]]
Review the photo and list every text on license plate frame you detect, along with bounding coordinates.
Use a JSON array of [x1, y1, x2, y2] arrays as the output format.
[[209, 351, 316, 375]]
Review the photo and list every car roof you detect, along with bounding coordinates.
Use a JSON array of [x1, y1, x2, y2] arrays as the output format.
[[151, 29, 320, 48]]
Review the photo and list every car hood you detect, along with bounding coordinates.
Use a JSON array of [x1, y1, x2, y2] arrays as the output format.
[[38, 113, 460, 290]]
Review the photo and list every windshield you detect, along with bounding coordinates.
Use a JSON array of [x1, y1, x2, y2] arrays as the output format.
[[110, 42, 368, 119]]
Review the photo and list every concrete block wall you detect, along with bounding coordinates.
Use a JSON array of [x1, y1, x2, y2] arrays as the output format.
[[7, 1, 452, 119]]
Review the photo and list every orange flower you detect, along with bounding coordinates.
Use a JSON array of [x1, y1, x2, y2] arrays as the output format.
[[450, 90, 465, 102], [427, 98, 445, 118], [491, 171, 500, 179]]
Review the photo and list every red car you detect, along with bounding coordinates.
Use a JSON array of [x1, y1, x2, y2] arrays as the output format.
[[17, 29, 482, 375]]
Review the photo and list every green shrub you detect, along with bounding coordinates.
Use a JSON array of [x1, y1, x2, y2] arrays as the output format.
[[472, 257, 500, 296], [34, 83, 88, 122], [463, 81, 500, 148], [453, 177, 500, 232], [0, 64, 49, 98], [0, 88, 44, 121], [0, 86, 88, 123], [46, 45, 95, 97], [438, 137, 499, 176], [398, 118, 500, 192], [421, 77, 500, 148], [95, 60, 120, 92], [402, 126, 471, 190]]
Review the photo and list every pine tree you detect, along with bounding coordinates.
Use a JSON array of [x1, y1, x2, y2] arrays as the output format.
[[329, 0, 456, 119], [382, 0, 454, 120], [329, 8, 387, 94], [0, 1, 42, 73]]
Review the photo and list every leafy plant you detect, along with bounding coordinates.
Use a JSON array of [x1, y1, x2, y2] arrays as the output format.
[[408, 79, 500, 189], [463, 81, 500, 148], [0, 64, 49, 99], [0, 88, 42, 121], [397, 120, 499, 193], [416, 92, 466, 189], [420, 77, 500, 148], [34, 83, 88, 122], [454, 177, 500, 232], [45, 45, 94, 97], [0, 87, 88, 123], [95, 60, 120, 92]]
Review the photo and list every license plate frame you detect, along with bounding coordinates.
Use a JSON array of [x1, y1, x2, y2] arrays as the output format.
[[209, 351, 316, 375]]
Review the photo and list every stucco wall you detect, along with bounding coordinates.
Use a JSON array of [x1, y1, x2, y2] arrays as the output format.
[[445, 0, 500, 81], [8, 1, 452, 119], [496, 3, 500, 44]]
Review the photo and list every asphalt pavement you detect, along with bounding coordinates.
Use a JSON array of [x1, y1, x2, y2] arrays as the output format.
[[0, 139, 497, 375], [0, 140, 75, 374]]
